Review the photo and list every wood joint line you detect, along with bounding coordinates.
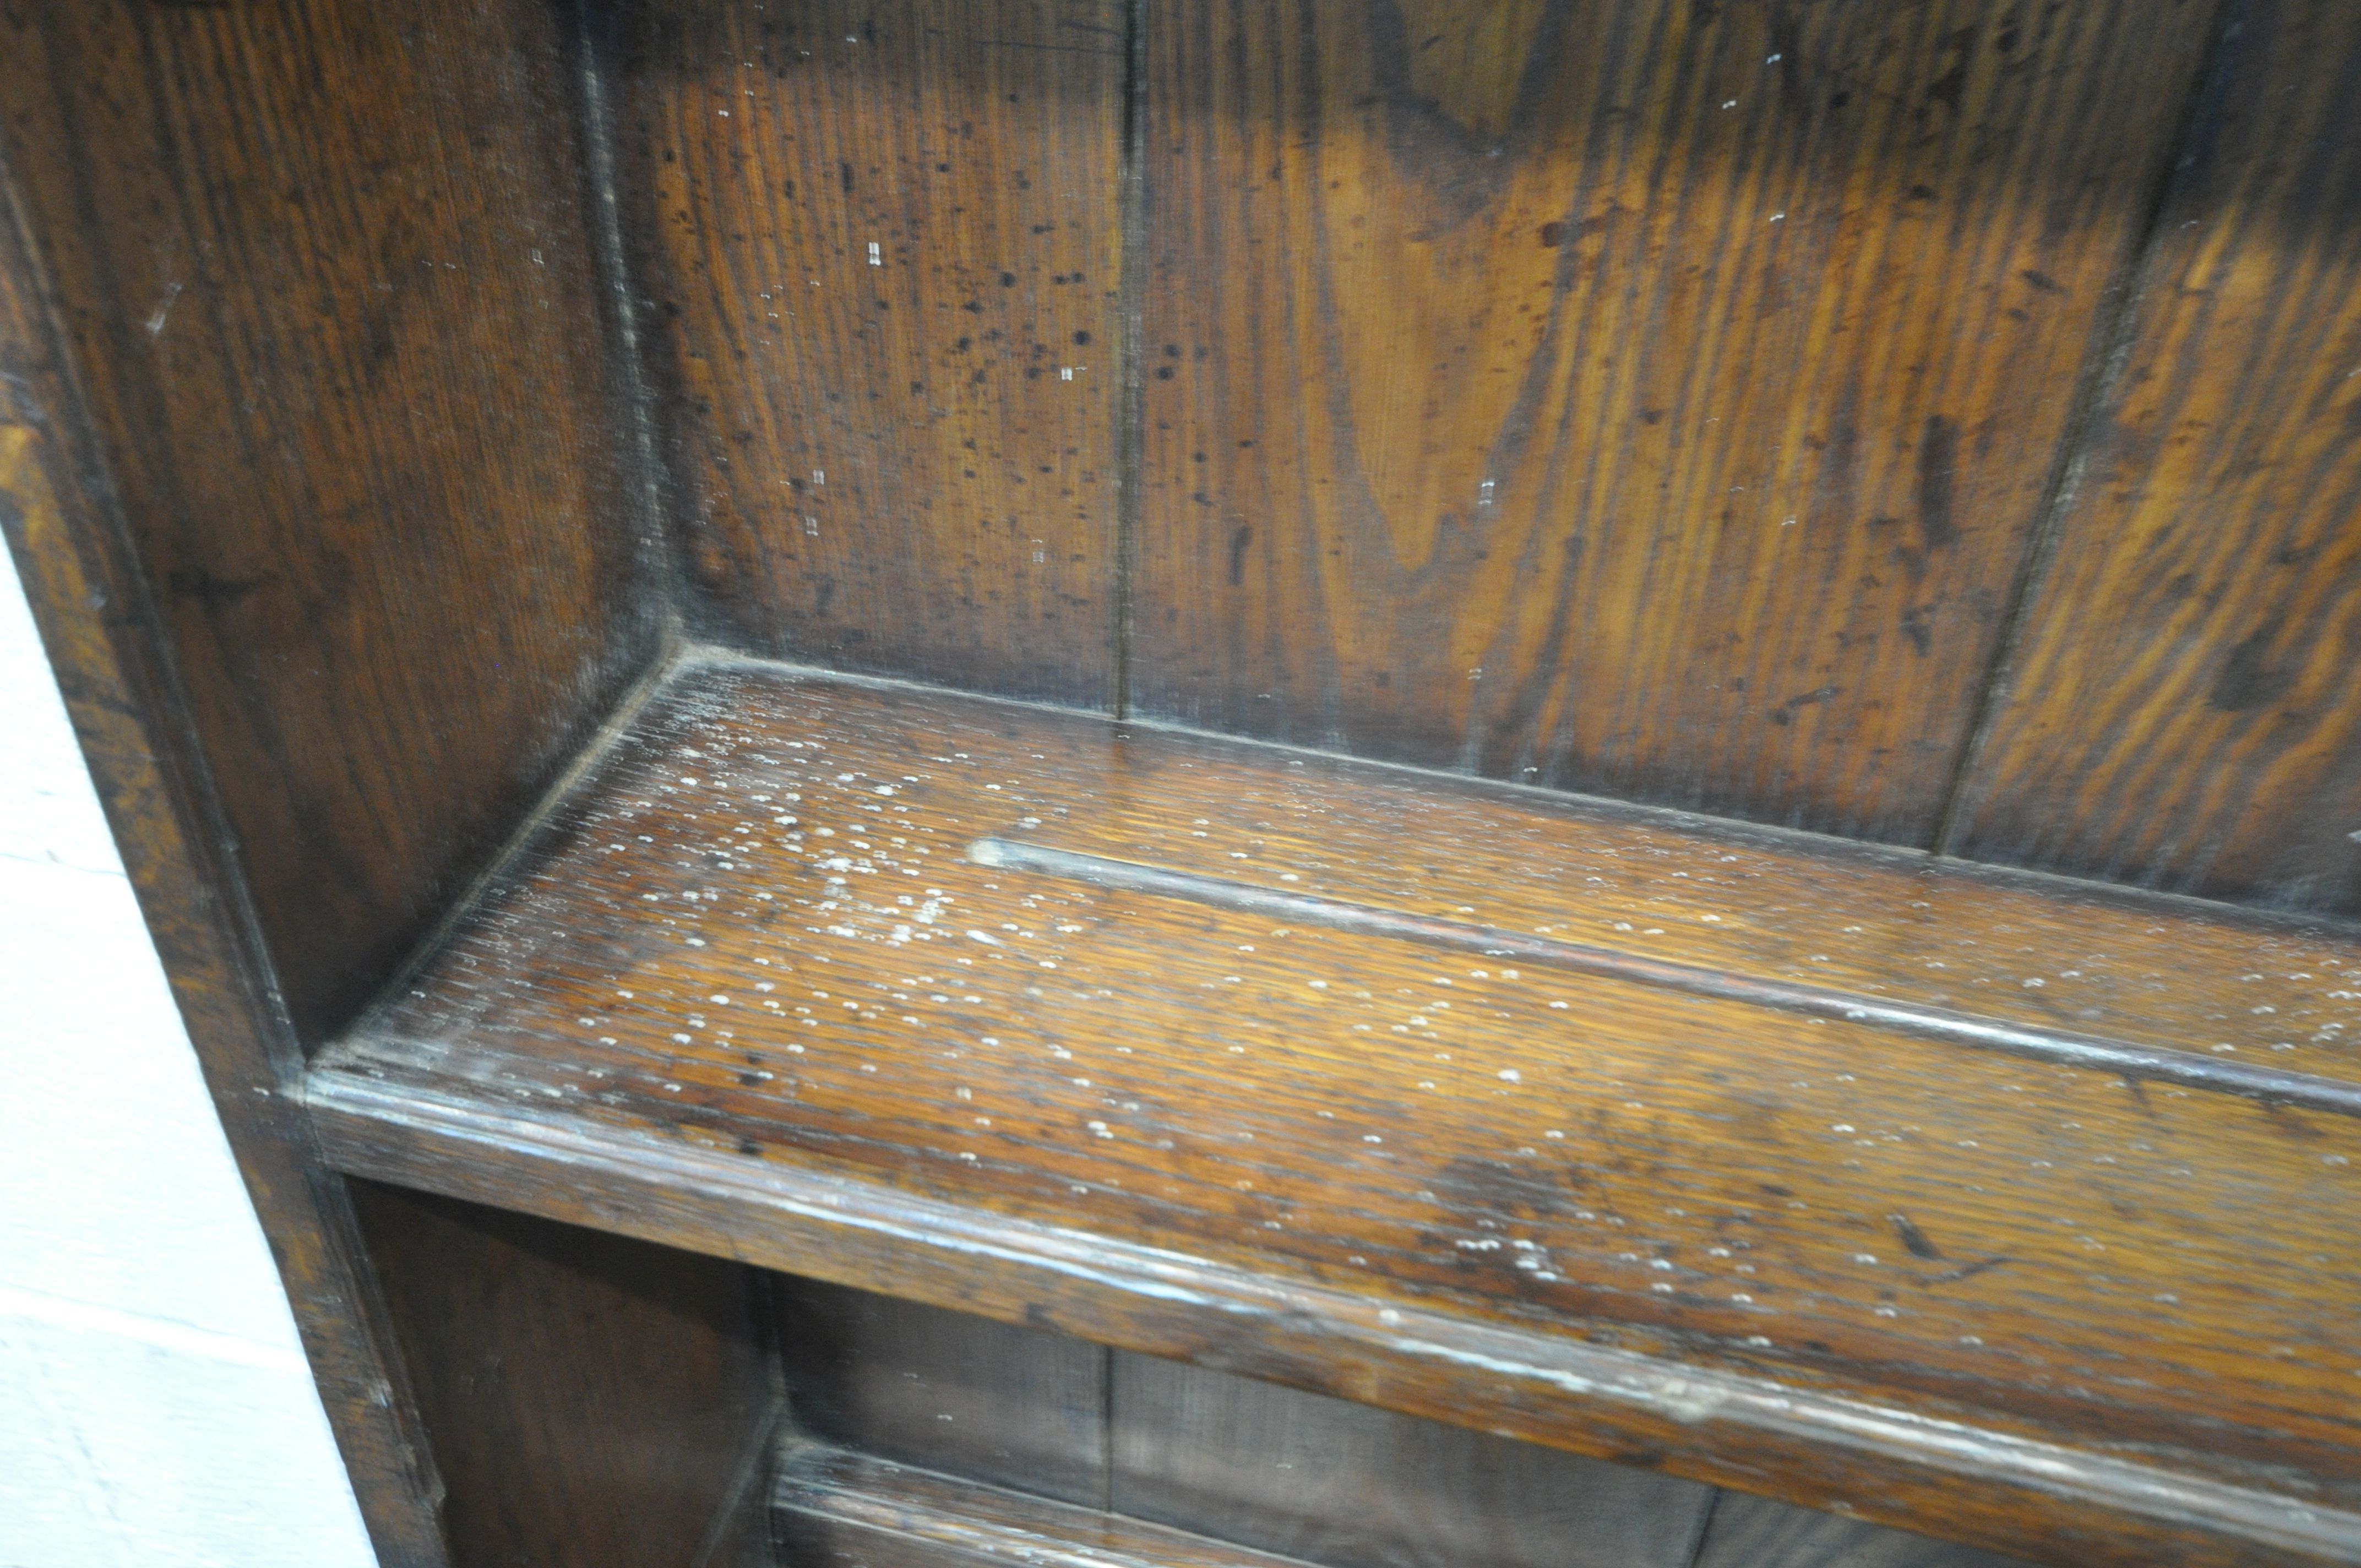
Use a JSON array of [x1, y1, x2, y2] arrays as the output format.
[[967, 837, 2361, 1121]]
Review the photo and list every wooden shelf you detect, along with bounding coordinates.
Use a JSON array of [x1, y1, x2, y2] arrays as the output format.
[[306, 655, 2361, 1567], [776, 1443, 1321, 1568]]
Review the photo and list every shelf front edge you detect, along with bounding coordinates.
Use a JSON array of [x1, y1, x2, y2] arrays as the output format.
[[304, 1055, 2361, 1568]]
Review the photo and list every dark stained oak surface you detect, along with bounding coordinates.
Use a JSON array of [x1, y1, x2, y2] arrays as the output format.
[[779, 1275, 1109, 1508], [352, 1184, 777, 1568], [956, 769, 2361, 1092], [1950, 0, 2361, 918], [1693, 1488, 2036, 1568], [1109, 1349, 1713, 1568], [773, 1442, 2034, 1568], [0, 0, 662, 1044], [769, 1277, 2030, 1568], [311, 658, 2361, 1567], [18, 4, 2361, 1565], [1133, 0, 2221, 844], [769, 1274, 1722, 1568], [777, 1444, 1322, 1568], [610, 0, 1124, 706]]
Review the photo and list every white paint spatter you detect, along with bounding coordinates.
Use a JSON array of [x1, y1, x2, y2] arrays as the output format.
[[144, 280, 184, 338]]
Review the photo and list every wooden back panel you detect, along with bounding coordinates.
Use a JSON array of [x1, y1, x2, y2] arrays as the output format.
[[1950, 0, 2361, 917], [8, 4, 2355, 1012], [772, 1275, 2021, 1568], [603, 0, 1127, 707], [351, 1184, 777, 1568], [1132, 0, 2217, 843], [593, 0, 2360, 921]]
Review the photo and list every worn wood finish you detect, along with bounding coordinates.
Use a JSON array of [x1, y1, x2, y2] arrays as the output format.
[[0, 166, 450, 1567], [22, 5, 2357, 1565], [0, 0, 662, 1044], [313, 1054, 2358, 1568], [959, 765, 2361, 1097], [1950, 0, 2361, 918], [779, 1276, 1108, 1507], [776, 1443, 1320, 1568], [1109, 1350, 1711, 1568], [607, 0, 1123, 706], [323, 1077, 2341, 1568], [1134, 0, 2219, 842], [351, 1183, 778, 1568], [307, 658, 2361, 1566], [1694, 1489, 2036, 1568]]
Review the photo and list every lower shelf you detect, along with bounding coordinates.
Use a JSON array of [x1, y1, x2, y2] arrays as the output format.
[[776, 1445, 1318, 1568], [306, 653, 2361, 1567], [773, 1441, 2032, 1568]]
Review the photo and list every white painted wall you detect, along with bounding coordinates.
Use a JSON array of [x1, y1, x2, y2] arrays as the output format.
[[0, 543, 379, 1568]]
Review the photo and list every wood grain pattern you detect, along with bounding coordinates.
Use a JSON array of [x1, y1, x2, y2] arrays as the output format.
[[1693, 1489, 2034, 1568], [0, 0, 662, 1044], [351, 1183, 777, 1568], [608, 0, 1123, 705], [776, 1444, 1319, 1568], [318, 1070, 2350, 1568], [778, 1276, 1109, 1507], [1134, 0, 2221, 843], [1, 170, 449, 1567], [959, 763, 2361, 1096], [308, 658, 2361, 1566], [1109, 1350, 1711, 1568], [1949, 0, 2361, 917]]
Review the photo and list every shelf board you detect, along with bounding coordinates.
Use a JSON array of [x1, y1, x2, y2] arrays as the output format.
[[775, 1442, 1320, 1568], [306, 655, 2361, 1567]]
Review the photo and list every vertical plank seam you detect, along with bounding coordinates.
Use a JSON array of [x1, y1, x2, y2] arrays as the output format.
[[1927, 0, 2250, 858], [1112, 0, 1151, 719], [571, 1, 690, 653], [1681, 1487, 1724, 1568], [1100, 1343, 1118, 1515]]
